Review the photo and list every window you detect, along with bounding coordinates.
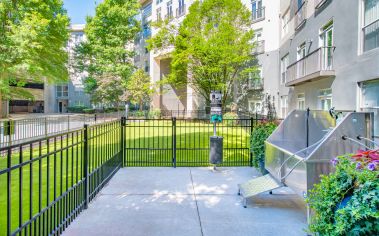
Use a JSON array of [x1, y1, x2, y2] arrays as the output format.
[[297, 93, 305, 110], [318, 88, 332, 111], [142, 3, 152, 18], [280, 95, 288, 118], [320, 21, 334, 70], [254, 28, 263, 42], [166, 1, 173, 19], [361, 80, 379, 138], [56, 85, 68, 97], [142, 23, 151, 38], [281, 10, 290, 37], [280, 54, 289, 84], [363, 0, 379, 51], [249, 100, 262, 114], [297, 42, 307, 78], [297, 42, 307, 60], [156, 7, 162, 21], [252, 0, 264, 21], [75, 100, 84, 106], [156, 0, 163, 4], [362, 80, 379, 108]]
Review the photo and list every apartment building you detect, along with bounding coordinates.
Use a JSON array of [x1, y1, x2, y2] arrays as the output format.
[[137, 0, 281, 115], [45, 24, 91, 113], [135, 1, 152, 74], [239, 0, 281, 114], [278, 0, 379, 135]]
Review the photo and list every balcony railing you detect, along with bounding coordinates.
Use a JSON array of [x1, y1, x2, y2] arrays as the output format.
[[315, 0, 328, 9], [286, 46, 335, 86], [363, 18, 379, 52], [253, 40, 265, 55], [252, 7, 265, 22], [176, 4, 186, 18], [248, 78, 264, 90], [165, 13, 174, 21], [295, 1, 307, 30]]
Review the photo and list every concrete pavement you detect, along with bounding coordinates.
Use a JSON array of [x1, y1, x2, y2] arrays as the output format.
[[63, 167, 307, 236]]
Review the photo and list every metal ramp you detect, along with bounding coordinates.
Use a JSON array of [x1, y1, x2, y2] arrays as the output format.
[[238, 174, 283, 208]]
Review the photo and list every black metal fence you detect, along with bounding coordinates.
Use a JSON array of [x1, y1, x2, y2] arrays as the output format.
[[0, 120, 122, 236], [0, 116, 262, 235], [124, 118, 260, 167]]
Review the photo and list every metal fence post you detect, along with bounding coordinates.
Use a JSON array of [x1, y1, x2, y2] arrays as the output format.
[[7, 146, 11, 235], [121, 117, 126, 167], [172, 117, 177, 168], [7, 120, 12, 146], [250, 117, 254, 167], [83, 124, 89, 209]]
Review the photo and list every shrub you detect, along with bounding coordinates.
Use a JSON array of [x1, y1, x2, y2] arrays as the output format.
[[148, 109, 161, 119], [307, 151, 379, 235], [67, 105, 88, 113], [83, 108, 95, 114], [250, 121, 278, 172]]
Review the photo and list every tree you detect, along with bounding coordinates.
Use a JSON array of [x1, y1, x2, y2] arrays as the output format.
[[147, 0, 257, 106], [126, 69, 154, 111], [74, 0, 140, 107], [0, 0, 70, 116]]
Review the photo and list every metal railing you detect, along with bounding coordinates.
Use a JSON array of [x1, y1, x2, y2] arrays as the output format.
[[315, 0, 328, 9], [252, 7, 265, 22], [253, 40, 265, 55], [0, 116, 269, 235], [0, 119, 123, 235], [176, 4, 186, 18], [287, 46, 335, 84], [295, 1, 307, 30], [0, 112, 123, 148], [124, 118, 263, 167], [248, 78, 264, 90]]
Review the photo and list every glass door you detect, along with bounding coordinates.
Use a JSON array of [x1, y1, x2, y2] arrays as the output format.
[[320, 22, 334, 70]]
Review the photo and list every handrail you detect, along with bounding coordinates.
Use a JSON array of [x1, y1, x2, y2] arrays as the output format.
[[287, 46, 335, 69], [363, 18, 379, 29]]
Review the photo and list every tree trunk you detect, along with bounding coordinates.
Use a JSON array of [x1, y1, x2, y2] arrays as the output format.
[[139, 101, 143, 111]]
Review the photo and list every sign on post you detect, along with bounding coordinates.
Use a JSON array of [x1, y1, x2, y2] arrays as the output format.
[[209, 91, 223, 167], [210, 90, 222, 123]]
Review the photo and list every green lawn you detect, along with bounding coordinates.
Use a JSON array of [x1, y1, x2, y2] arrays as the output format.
[[0, 119, 251, 235], [0, 122, 121, 235], [125, 119, 251, 166]]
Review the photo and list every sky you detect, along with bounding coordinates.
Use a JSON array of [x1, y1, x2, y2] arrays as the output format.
[[63, 0, 102, 25]]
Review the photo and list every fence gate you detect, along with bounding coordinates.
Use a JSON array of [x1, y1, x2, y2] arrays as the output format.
[[124, 118, 255, 167]]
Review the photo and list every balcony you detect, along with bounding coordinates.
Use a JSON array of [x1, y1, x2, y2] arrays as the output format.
[[295, 1, 307, 30], [165, 12, 174, 21], [248, 77, 264, 90], [315, 0, 328, 9], [176, 4, 186, 18], [252, 7, 265, 23], [253, 40, 265, 55], [286, 46, 335, 87]]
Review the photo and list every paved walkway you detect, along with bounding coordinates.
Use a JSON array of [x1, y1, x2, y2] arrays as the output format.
[[63, 167, 307, 236]]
